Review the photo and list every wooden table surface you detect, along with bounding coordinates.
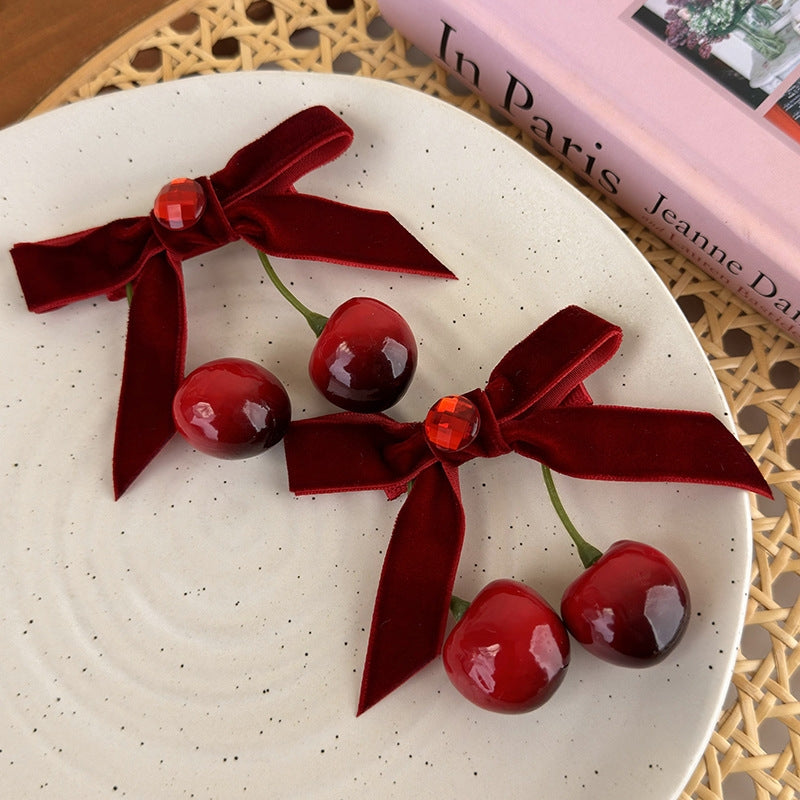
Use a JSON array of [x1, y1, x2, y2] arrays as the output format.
[[0, 0, 174, 129]]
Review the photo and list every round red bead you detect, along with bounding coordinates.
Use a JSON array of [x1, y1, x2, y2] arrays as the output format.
[[424, 395, 481, 452], [153, 177, 206, 230]]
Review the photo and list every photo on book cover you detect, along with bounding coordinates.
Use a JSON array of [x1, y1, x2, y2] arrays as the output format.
[[633, 0, 800, 146]]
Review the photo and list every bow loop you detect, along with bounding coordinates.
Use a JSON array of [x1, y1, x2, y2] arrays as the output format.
[[284, 413, 434, 498], [209, 105, 353, 203], [485, 305, 620, 418], [13, 217, 154, 312]]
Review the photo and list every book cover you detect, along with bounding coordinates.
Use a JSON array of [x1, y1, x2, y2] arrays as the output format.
[[377, 0, 800, 342]]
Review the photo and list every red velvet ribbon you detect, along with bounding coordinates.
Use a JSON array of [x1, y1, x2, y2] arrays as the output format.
[[283, 305, 771, 714], [10, 106, 454, 497]]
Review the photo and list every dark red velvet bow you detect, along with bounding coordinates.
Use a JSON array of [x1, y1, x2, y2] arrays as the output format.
[[283, 305, 771, 714], [10, 106, 454, 497]]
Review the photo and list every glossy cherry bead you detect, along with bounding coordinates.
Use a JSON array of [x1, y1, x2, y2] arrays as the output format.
[[153, 177, 206, 230], [424, 395, 481, 452], [309, 297, 417, 412], [560, 540, 691, 667], [443, 579, 570, 713], [172, 358, 291, 459]]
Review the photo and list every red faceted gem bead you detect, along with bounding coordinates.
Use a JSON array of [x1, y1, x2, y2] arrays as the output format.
[[153, 177, 206, 230], [424, 395, 481, 452]]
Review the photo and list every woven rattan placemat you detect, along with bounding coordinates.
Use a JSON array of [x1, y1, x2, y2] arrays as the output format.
[[27, 1, 800, 797]]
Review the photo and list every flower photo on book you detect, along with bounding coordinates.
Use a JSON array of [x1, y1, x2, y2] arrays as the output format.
[[664, 0, 785, 59], [639, 0, 800, 128]]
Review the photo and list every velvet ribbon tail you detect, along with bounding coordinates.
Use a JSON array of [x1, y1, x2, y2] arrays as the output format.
[[507, 405, 771, 497], [238, 194, 455, 278], [357, 462, 465, 715], [113, 252, 187, 498]]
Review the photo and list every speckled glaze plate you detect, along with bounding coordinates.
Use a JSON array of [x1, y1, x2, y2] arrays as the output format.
[[0, 72, 752, 799]]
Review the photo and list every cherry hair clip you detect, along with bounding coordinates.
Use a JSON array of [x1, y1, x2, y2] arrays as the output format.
[[10, 106, 454, 497], [283, 304, 771, 715]]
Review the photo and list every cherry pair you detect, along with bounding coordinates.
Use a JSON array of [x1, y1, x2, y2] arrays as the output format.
[[171, 253, 416, 459], [442, 465, 690, 713]]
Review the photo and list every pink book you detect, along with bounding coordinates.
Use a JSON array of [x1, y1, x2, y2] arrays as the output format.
[[377, 0, 800, 342]]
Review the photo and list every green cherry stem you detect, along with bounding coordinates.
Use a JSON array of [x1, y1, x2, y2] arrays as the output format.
[[257, 250, 328, 338], [541, 464, 603, 569], [449, 595, 471, 623]]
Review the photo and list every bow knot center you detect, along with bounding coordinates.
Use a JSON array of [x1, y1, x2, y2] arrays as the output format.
[[425, 389, 513, 465], [423, 394, 482, 452], [150, 176, 238, 260]]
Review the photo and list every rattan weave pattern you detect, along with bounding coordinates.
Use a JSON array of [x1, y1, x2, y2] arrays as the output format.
[[30, 1, 800, 797]]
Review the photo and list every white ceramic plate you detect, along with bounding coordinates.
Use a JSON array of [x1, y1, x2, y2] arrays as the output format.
[[0, 72, 751, 799]]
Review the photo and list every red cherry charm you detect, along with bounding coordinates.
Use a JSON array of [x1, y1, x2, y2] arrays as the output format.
[[443, 579, 570, 713], [256, 253, 418, 413], [541, 464, 691, 666], [172, 358, 291, 459], [560, 540, 690, 666], [309, 297, 417, 412]]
